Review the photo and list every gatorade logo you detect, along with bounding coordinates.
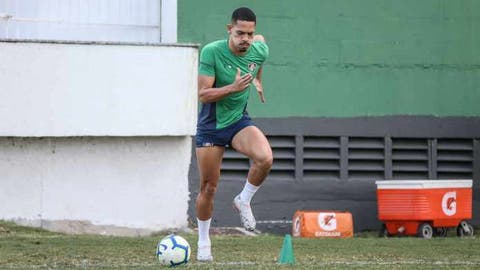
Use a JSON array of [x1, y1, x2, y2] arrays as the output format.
[[318, 213, 337, 231], [442, 191, 457, 216], [292, 216, 301, 237]]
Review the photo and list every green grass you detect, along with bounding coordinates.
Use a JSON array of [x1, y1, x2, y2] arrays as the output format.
[[1, 221, 479, 269]]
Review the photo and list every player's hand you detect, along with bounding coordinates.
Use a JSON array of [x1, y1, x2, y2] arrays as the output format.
[[231, 68, 252, 92], [253, 78, 265, 103]]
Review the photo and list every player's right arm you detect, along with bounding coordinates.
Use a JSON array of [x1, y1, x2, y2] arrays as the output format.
[[198, 69, 252, 103]]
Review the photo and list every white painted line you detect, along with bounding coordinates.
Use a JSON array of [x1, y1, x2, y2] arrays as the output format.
[[257, 220, 293, 224], [234, 227, 260, 236]]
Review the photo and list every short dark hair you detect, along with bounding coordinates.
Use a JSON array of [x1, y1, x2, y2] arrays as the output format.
[[231, 7, 256, 24]]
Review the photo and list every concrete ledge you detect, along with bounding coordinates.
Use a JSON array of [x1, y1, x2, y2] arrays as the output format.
[[10, 218, 194, 236]]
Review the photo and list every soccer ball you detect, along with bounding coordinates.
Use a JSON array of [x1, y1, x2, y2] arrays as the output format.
[[156, 234, 190, 266]]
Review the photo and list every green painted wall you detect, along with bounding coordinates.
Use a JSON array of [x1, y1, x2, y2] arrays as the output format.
[[178, 0, 480, 118]]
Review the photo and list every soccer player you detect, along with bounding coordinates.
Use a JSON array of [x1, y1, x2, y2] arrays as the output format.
[[195, 7, 272, 261]]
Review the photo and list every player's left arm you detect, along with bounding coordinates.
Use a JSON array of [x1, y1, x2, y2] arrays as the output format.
[[253, 34, 266, 103], [253, 66, 265, 103]]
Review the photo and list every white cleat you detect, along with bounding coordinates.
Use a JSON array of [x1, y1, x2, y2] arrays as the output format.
[[233, 195, 256, 231], [196, 243, 213, 262]]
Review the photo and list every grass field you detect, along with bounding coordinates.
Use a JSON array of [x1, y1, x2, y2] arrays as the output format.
[[1, 221, 479, 269]]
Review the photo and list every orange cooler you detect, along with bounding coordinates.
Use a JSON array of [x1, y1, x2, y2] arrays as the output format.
[[292, 210, 353, 238], [376, 180, 473, 237]]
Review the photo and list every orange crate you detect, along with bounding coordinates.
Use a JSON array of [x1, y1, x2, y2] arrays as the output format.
[[376, 180, 473, 238], [292, 210, 353, 238]]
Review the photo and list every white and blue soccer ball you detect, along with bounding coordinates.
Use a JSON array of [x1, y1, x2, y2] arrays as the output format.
[[156, 234, 190, 267]]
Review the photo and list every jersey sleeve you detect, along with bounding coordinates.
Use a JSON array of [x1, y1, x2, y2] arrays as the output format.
[[199, 44, 216, 77], [254, 41, 269, 62]]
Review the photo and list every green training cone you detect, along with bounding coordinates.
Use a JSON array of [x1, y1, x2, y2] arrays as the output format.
[[278, 234, 295, 265]]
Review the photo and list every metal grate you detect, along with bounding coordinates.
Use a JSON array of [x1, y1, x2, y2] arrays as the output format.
[[220, 135, 296, 181], [221, 148, 249, 181], [219, 136, 477, 182], [267, 136, 296, 181], [392, 138, 429, 179], [348, 137, 385, 180], [303, 136, 341, 181], [436, 139, 473, 179]]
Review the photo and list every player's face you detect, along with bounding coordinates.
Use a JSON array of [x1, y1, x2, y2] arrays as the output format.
[[228, 20, 256, 54]]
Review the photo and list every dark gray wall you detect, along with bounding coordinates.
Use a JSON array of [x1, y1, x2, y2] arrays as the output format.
[[188, 116, 480, 234]]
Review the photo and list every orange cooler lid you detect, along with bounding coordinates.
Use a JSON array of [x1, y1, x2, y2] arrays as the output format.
[[375, 180, 472, 189]]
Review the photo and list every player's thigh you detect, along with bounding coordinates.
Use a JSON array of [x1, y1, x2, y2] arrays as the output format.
[[231, 126, 272, 161], [196, 146, 225, 183]]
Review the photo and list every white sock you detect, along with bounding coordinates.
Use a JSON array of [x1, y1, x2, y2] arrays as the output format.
[[239, 180, 260, 203], [197, 218, 211, 246]]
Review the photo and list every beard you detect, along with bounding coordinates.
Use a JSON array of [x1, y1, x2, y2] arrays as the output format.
[[238, 43, 250, 52]]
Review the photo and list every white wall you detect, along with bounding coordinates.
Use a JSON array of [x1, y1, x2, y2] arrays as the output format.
[[0, 1, 192, 235], [0, 41, 197, 136], [0, 39, 197, 234], [0, 0, 166, 43], [161, 0, 177, 43], [0, 137, 191, 234]]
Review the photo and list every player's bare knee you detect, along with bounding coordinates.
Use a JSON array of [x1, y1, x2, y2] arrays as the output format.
[[203, 182, 218, 197], [264, 155, 273, 170], [255, 154, 273, 171]]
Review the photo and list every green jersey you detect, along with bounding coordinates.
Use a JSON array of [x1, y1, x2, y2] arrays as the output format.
[[197, 39, 269, 130]]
